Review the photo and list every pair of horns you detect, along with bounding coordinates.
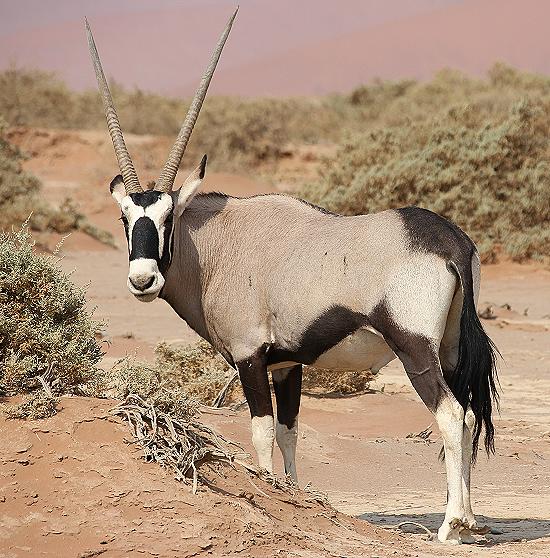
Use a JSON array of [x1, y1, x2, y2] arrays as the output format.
[[85, 8, 237, 194]]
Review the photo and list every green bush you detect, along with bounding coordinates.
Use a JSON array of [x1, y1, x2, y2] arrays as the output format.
[[0, 225, 104, 412], [302, 94, 550, 260]]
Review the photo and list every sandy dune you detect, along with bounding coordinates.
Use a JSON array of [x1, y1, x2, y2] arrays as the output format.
[[3, 1, 550, 96], [1, 128, 549, 556]]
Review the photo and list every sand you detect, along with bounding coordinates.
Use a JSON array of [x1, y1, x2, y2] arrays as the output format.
[[1, 128, 549, 557]]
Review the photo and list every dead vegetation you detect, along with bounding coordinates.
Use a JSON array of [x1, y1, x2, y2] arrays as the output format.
[[303, 367, 375, 395], [112, 393, 247, 493]]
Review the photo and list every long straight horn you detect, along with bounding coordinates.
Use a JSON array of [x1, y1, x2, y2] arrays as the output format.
[[85, 18, 142, 194], [155, 7, 238, 193]]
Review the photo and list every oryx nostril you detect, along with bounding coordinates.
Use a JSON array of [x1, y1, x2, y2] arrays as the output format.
[[142, 275, 155, 290], [129, 275, 155, 291]]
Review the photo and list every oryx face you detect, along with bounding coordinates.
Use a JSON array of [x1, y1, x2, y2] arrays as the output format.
[[110, 157, 206, 302], [111, 177, 174, 302], [86, 10, 235, 301]]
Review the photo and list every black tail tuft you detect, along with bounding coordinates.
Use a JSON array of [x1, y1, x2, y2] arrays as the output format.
[[447, 261, 500, 460]]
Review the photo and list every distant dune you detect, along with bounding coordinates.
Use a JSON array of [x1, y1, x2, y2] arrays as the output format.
[[212, 0, 550, 95], [1, 0, 550, 96]]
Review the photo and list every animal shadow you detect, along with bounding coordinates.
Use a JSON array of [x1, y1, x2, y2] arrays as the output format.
[[359, 512, 550, 545]]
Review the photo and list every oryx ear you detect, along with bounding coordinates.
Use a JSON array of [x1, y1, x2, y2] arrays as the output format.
[[173, 155, 207, 218], [110, 175, 126, 204]]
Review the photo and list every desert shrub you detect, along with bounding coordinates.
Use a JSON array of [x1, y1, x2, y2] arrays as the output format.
[[0, 225, 104, 417], [0, 68, 346, 171], [0, 117, 48, 231], [109, 359, 199, 421], [301, 98, 550, 260], [108, 340, 237, 408], [346, 65, 550, 130], [0, 67, 80, 128], [3, 389, 58, 420], [303, 367, 375, 395]]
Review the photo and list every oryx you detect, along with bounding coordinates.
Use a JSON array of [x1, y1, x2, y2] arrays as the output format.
[[86, 10, 498, 544]]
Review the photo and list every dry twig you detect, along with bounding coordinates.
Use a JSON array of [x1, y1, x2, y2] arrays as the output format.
[[111, 394, 246, 492]]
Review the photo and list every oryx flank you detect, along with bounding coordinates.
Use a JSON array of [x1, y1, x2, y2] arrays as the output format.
[[86, 10, 498, 544]]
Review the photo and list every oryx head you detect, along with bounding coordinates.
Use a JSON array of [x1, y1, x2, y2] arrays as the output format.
[[85, 10, 236, 302]]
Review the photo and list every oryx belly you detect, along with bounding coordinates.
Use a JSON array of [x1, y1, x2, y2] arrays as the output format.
[[312, 326, 395, 372]]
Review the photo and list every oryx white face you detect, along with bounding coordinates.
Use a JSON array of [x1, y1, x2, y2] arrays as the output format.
[[111, 176, 174, 302]]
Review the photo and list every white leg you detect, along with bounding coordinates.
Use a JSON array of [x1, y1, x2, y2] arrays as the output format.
[[276, 420, 298, 482], [461, 407, 477, 542], [436, 396, 466, 544], [251, 415, 274, 473]]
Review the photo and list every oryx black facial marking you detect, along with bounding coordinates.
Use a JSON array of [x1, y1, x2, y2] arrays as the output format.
[[129, 191, 164, 208], [119, 191, 174, 261], [130, 217, 160, 261]]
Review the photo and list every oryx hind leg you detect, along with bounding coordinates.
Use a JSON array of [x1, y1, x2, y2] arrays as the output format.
[[440, 285, 477, 538], [397, 339, 466, 543], [370, 298, 466, 544], [272, 364, 302, 483]]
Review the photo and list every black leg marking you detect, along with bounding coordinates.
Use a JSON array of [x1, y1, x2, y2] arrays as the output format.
[[273, 365, 302, 429], [397, 345, 449, 412], [236, 345, 273, 419], [368, 300, 449, 411]]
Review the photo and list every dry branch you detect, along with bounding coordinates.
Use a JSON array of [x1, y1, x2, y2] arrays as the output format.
[[111, 393, 246, 493]]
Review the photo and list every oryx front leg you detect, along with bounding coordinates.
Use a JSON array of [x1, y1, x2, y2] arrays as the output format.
[[272, 364, 302, 483], [237, 348, 274, 473]]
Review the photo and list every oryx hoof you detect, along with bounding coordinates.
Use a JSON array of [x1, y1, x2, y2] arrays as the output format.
[[437, 517, 463, 544], [459, 517, 478, 544]]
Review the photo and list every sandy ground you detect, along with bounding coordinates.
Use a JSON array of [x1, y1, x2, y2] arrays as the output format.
[[1, 128, 549, 557]]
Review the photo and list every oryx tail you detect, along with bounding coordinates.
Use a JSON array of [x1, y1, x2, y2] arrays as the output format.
[[448, 259, 499, 459]]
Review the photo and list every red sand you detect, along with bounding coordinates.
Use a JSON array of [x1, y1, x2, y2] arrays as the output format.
[[1, 127, 549, 557]]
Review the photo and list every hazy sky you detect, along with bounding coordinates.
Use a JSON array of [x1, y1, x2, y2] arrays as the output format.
[[0, 0, 459, 35], [0, 1, 203, 35], [2, 1, 547, 96]]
